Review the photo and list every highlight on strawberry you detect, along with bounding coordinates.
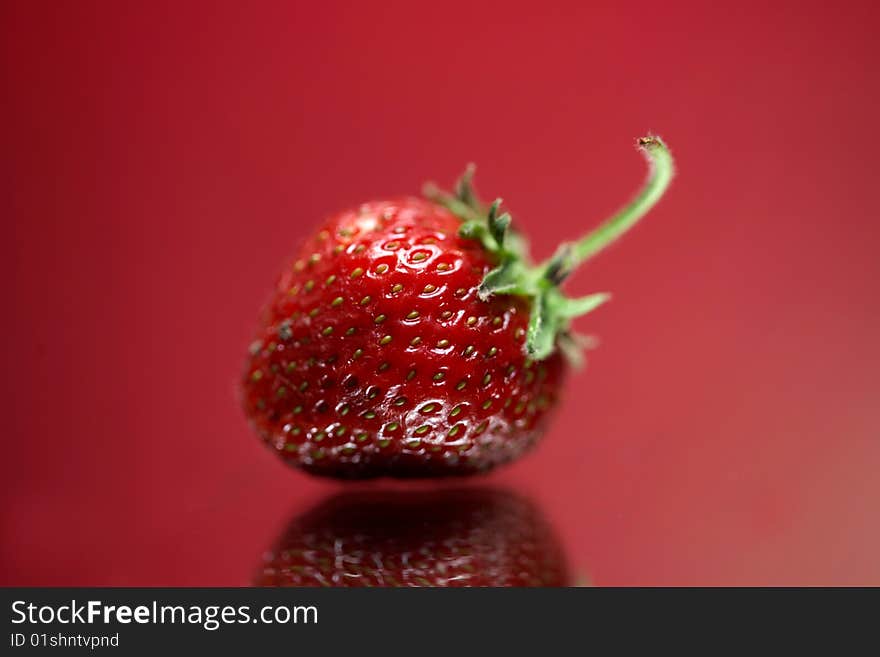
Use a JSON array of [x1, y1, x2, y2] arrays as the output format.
[[242, 137, 674, 478]]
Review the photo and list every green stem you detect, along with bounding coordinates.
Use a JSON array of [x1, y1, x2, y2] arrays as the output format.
[[540, 136, 674, 276], [422, 136, 675, 363]]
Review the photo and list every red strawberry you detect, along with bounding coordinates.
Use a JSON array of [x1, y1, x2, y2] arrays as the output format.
[[255, 488, 570, 587], [242, 137, 673, 477]]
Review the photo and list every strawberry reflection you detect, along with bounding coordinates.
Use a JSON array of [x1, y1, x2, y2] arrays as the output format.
[[256, 487, 570, 587]]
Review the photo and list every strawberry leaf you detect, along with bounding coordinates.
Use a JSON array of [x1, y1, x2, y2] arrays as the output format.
[[486, 199, 511, 249], [454, 163, 479, 209], [525, 289, 557, 360], [478, 260, 525, 300], [556, 293, 611, 319], [426, 135, 674, 362]]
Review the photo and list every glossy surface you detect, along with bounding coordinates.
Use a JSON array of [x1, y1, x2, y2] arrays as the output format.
[[256, 488, 569, 586], [4, 2, 880, 586], [242, 199, 565, 476]]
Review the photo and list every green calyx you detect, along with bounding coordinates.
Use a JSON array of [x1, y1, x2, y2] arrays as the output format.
[[423, 136, 675, 364]]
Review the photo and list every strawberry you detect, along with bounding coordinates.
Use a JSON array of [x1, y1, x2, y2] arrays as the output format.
[[242, 137, 673, 477], [255, 488, 569, 587]]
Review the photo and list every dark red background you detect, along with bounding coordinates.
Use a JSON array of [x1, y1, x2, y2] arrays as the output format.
[[3, 1, 879, 585]]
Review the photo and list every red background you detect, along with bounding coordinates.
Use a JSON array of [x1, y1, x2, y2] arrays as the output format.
[[3, 1, 879, 585]]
